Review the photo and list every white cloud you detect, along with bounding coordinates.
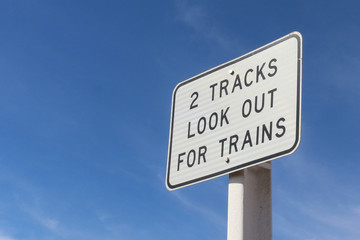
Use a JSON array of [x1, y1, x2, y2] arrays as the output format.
[[354, 206, 360, 215], [0, 236, 16, 240], [21, 203, 59, 231], [172, 190, 226, 228], [40, 217, 59, 231], [274, 141, 360, 240], [174, 0, 205, 31], [274, 167, 360, 239], [0, 231, 17, 240], [275, 195, 360, 239], [173, 0, 237, 51]]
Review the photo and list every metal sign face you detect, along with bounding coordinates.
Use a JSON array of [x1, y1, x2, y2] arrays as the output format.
[[166, 32, 302, 190]]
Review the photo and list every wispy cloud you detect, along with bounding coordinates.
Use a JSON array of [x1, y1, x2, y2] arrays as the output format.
[[274, 149, 360, 240], [0, 236, 16, 240], [172, 190, 226, 228], [22, 205, 59, 231], [0, 231, 17, 240], [173, 0, 238, 51], [4, 174, 60, 232], [275, 193, 360, 240], [354, 205, 360, 215], [174, 0, 205, 31]]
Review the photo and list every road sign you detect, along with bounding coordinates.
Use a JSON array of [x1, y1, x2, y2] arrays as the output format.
[[166, 32, 302, 190]]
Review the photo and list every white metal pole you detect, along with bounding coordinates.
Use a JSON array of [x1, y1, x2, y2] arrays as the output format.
[[227, 163, 272, 240], [227, 170, 245, 240]]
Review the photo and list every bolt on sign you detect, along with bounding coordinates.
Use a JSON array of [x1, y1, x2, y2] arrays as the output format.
[[166, 32, 302, 190]]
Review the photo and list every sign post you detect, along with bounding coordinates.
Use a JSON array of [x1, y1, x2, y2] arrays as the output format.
[[228, 163, 272, 240], [166, 32, 302, 240], [228, 170, 245, 240]]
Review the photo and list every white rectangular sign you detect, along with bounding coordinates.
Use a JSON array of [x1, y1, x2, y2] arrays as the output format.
[[166, 32, 302, 190]]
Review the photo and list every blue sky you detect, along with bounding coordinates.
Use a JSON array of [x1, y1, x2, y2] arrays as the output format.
[[0, 0, 359, 239]]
